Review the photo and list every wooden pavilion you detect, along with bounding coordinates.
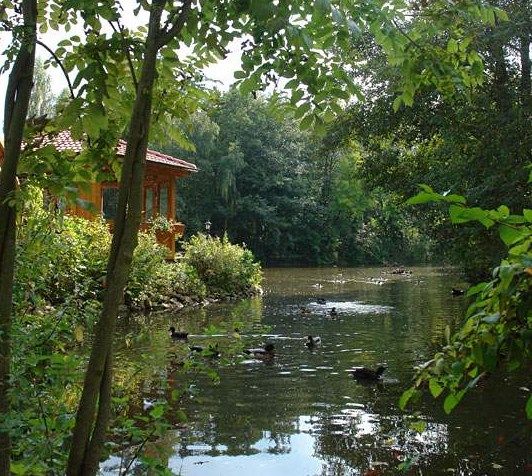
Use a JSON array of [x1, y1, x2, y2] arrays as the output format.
[[34, 131, 197, 256]]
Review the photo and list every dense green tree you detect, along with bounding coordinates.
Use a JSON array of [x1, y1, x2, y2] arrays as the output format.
[[164, 91, 430, 265], [324, 0, 530, 278], [27, 58, 55, 118]]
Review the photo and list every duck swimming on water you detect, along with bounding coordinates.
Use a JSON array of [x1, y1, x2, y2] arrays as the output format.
[[329, 307, 338, 317], [350, 365, 387, 381], [244, 343, 275, 359], [169, 327, 188, 340], [316, 298, 327, 305], [305, 335, 322, 348]]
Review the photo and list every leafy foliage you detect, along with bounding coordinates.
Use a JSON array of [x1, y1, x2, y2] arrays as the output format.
[[400, 186, 531, 417], [322, 0, 530, 278], [166, 91, 429, 266], [182, 233, 262, 296]]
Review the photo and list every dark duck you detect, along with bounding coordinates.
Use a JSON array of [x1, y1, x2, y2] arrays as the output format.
[[244, 343, 275, 359], [305, 335, 322, 348], [190, 344, 220, 358], [329, 307, 338, 317], [451, 288, 465, 296], [169, 327, 188, 340], [316, 298, 327, 305], [350, 365, 387, 381]]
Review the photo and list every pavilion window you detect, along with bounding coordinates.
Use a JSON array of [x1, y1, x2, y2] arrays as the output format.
[[145, 187, 154, 220], [159, 184, 169, 217], [102, 187, 119, 220]]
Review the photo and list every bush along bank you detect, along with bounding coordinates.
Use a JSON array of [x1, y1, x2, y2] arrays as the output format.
[[15, 209, 262, 318]]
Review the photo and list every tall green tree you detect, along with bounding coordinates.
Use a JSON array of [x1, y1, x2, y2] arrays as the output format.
[[325, 0, 530, 277], [27, 58, 55, 118], [0, 1, 38, 472]]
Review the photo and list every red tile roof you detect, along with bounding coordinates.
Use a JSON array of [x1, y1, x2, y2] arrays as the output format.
[[45, 130, 197, 172]]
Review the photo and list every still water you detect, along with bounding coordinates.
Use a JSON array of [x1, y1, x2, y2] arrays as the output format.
[[104, 267, 530, 475]]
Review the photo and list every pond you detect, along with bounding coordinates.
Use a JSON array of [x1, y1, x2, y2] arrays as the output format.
[[103, 267, 530, 475]]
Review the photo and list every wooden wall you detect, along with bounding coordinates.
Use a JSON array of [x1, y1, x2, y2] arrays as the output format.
[[69, 163, 192, 258]]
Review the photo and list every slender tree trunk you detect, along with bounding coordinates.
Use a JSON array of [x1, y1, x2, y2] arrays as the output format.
[[0, 1, 37, 473], [491, 40, 511, 115], [519, 0, 532, 112], [66, 1, 191, 473]]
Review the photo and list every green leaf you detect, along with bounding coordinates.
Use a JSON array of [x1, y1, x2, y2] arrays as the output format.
[[392, 96, 402, 112], [300, 114, 314, 130], [285, 79, 299, 89], [399, 387, 415, 410], [291, 89, 304, 104], [409, 420, 427, 433], [449, 205, 494, 227], [523, 209, 532, 223], [233, 70, 248, 79], [149, 405, 164, 419], [442, 194, 467, 204], [499, 224, 528, 246], [443, 391, 464, 414], [407, 191, 440, 205], [294, 102, 311, 119], [10, 462, 28, 475], [466, 282, 488, 296], [447, 39, 458, 53], [526, 395, 532, 419], [429, 379, 443, 398], [314, 0, 331, 14]]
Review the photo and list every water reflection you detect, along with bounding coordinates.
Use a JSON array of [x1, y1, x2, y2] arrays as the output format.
[[104, 267, 530, 475]]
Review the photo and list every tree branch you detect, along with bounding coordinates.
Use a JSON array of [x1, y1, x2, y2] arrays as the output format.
[[36, 40, 75, 99], [157, 0, 193, 48], [391, 19, 426, 52]]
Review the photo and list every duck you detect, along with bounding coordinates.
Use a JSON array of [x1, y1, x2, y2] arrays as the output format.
[[142, 398, 155, 411], [350, 365, 387, 381], [305, 335, 322, 348], [189, 344, 220, 358], [244, 343, 275, 359], [299, 306, 311, 314], [169, 327, 188, 340], [329, 307, 338, 317], [316, 298, 327, 305], [451, 288, 465, 296]]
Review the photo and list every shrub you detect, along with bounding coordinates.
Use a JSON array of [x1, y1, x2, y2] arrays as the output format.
[[15, 211, 260, 311], [182, 233, 262, 295], [15, 211, 110, 308]]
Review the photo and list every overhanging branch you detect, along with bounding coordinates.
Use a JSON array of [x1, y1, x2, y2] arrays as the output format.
[[157, 0, 193, 48], [36, 39, 75, 98]]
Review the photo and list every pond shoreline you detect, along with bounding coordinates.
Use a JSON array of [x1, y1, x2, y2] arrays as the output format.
[[124, 286, 263, 314]]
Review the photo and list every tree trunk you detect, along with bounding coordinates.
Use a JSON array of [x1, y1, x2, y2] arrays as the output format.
[[0, 1, 37, 473], [491, 40, 511, 115], [518, 11, 530, 113], [66, 0, 191, 473]]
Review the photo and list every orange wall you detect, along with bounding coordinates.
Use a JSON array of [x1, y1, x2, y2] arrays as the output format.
[[69, 163, 192, 257]]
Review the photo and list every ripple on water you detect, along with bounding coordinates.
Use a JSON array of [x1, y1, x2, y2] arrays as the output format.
[[307, 301, 393, 314]]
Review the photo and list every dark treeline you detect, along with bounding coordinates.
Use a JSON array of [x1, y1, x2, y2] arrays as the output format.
[[329, 0, 530, 279], [160, 90, 430, 267], [158, 0, 530, 277]]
